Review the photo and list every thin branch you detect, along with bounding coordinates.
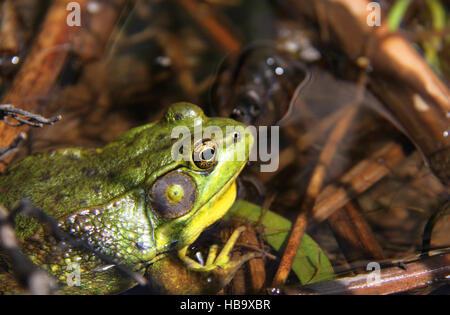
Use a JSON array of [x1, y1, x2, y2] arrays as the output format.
[[280, 251, 450, 295], [0, 104, 61, 127], [0, 205, 56, 294], [10, 199, 148, 288]]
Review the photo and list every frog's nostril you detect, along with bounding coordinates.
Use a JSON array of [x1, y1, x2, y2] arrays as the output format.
[[233, 131, 240, 143]]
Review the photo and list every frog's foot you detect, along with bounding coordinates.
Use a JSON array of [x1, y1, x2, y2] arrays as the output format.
[[178, 226, 262, 274]]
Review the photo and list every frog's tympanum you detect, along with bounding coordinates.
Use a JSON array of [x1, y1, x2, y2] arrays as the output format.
[[0, 103, 255, 294]]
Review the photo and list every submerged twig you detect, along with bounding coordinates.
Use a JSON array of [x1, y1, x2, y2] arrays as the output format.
[[272, 58, 370, 288], [272, 104, 359, 288], [422, 201, 450, 256], [312, 141, 406, 223], [285, 0, 450, 186], [178, 0, 242, 56], [328, 201, 386, 262]]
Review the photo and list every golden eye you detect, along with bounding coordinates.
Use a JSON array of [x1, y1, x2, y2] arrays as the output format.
[[150, 171, 196, 219], [193, 139, 217, 169]]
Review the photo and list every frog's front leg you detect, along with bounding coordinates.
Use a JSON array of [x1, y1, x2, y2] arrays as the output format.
[[178, 226, 261, 273]]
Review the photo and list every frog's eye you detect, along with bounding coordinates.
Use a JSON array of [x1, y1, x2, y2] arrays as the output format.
[[192, 139, 217, 170], [150, 171, 197, 219]]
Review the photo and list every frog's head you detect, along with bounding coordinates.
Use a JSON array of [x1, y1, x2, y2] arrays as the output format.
[[146, 103, 253, 256]]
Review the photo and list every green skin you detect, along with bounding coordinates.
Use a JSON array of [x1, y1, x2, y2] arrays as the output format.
[[0, 103, 253, 294]]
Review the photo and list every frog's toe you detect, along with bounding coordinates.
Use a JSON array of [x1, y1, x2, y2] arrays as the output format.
[[211, 226, 246, 267], [205, 244, 219, 266], [176, 226, 264, 293], [179, 226, 262, 273], [203, 251, 263, 292]]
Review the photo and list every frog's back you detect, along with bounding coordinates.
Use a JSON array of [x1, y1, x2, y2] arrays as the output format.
[[0, 121, 162, 219]]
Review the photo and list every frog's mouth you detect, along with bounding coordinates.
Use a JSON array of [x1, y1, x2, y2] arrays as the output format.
[[181, 169, 241, 247], [207, 179, 237, 222]]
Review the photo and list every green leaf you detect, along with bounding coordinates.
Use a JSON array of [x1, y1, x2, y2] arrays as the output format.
[[426, 0, 446, 30], [225, 199, 334, 284], [388, 0, 412, 32]]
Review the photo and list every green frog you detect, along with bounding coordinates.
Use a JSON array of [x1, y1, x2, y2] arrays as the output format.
[[0, 102, 255, 294]]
